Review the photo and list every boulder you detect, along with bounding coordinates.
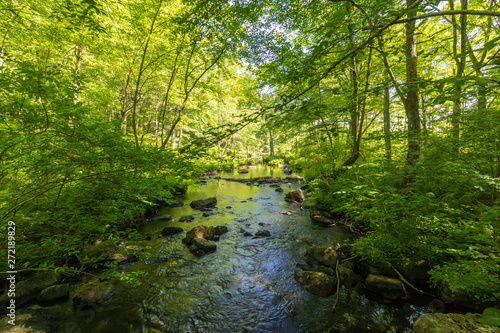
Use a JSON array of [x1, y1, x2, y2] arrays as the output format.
[[151, 214, 172, 222], [190, 197, 217, 210], [294, 270, 337, 297], [339, 261, 363, 288], [284, 189, 305, 203], [305, 246, 338, 268], [183, 225, 217, 243], [179, 215, 195, 222], [365, 275, 406, 299], [414, 313, 500, 333], [161, 227, 183, 236], [183, 225, 223, 256], [37, 283, 69, 304], [189, 238, 217, 256], [72, 281, 115, 311], [0, 271, 62, 312]]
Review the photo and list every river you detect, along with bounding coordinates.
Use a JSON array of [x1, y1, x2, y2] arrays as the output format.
[[63, 165, 427, 332]]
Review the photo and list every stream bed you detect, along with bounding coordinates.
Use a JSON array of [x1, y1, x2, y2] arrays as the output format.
[[40, 166, 429, 332]]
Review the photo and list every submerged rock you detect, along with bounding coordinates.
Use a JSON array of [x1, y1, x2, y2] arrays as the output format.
[[275, 187, 284, 193], [179, 215, 195, 222], [203, 212, 214, 217], [284, 189, 305, 203], [238, 169, 249, 174], [161, 227, 183, 236], [294, 270, 337, 297], [190, 197, 217, 210], [365, 275, 406, 299], [170, 202, 184, 208], [151, 214, 172, 222], [413, 313, 500, 333]]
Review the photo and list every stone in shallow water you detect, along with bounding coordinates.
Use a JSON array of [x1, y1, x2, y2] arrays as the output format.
[[170, 201, 184, 208], [190, 197, 217, 210], [254, 230, 271, 237], [179, 215, 195, 222], [275, 187, 284, 193]]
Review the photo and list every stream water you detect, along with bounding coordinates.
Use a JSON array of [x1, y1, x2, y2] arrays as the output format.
[[61, 165, 428, 332]]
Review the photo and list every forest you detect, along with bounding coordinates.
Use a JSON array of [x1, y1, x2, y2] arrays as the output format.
[[0, 0, 499, 331]]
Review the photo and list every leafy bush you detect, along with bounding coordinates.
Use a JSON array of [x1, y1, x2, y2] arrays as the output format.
[[308, 157, 500, 302]]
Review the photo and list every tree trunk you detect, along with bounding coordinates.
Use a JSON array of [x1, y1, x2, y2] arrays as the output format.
[[171, 127, 176, 149], [403, 0, 421, 168], [383, 86, 392, 160], [177, 127, 183, 149], [269, 129, 275, 156], [450, 0, 467, 154], [131, 0, 163, 148]]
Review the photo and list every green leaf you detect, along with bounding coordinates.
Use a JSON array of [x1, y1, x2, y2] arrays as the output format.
[[476, 308, 500, 327]]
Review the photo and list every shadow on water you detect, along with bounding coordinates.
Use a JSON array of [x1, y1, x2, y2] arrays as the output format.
[[60, 165, 427, 333]]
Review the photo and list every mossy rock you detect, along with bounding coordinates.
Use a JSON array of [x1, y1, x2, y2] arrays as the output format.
[[294, 270, 337, 297], [0, 271, 62, 312], [414, 313, 500, 333], [365, 274, 406, 299], [37, 283, 69, 304], [72, 280, 116, 311]]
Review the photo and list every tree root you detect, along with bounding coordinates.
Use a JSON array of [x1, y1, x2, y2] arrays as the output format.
[[332, 260, 341, 312], [389, 262, 433, 296]]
